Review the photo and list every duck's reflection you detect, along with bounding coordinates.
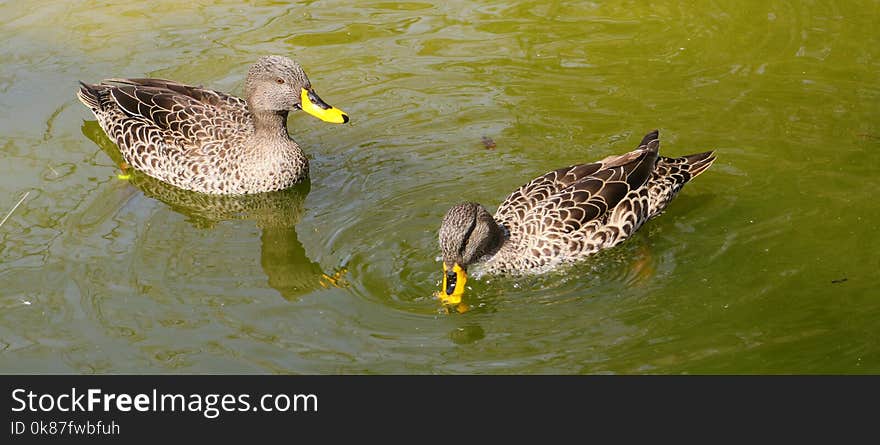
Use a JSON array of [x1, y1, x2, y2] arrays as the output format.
[[448, 324, 485, 345], [82, 120, 343, 301]]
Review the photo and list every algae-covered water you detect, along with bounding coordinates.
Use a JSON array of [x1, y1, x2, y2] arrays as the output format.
[[1, 0, 878, 373]]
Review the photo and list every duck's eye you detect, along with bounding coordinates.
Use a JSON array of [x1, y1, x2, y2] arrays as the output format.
[[275, 78, 285, 84]]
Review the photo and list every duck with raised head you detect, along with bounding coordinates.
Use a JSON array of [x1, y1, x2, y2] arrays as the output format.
[[77, 55, 349, 195], [437, 130, 716, 304]]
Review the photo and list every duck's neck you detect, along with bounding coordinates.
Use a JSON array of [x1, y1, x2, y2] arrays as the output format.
[[482, 220, 509, 261], [480, 222, 518, 269], [251, 109, 291, 139]]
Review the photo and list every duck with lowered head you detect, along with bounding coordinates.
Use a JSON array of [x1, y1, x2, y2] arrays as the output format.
[[437, 130, 716, 305]]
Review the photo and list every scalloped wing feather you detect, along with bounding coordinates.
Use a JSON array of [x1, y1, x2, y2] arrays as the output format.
[[493, 162, 603, 229], [488, 135, 662, 268], [105, 82, 250, 145], [494, 137, 658, 229], [521, 147, 656, 238], [103, 78, 248, 111]]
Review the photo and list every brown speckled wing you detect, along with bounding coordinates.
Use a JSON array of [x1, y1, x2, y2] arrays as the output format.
[[487, 137, 660, 269], [494, 135, 659, 230], [104, 80, 250, 147], [104, 78, 248, 111], [522, 147, 656, 239], [493, 162, 603, 229]]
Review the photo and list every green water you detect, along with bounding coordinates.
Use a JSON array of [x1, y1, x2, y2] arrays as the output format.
[[1, 0, 878, 374]]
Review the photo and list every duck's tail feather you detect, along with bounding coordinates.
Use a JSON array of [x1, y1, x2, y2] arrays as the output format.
[[639, 129, 660, 148], [646, 149, 716, 218], [76, 81, 102, 111], [681, 150, 717, 179]]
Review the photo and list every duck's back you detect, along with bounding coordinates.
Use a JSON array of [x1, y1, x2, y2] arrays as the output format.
[[77, 79, 267, 194], [486, 130, 715, 274]]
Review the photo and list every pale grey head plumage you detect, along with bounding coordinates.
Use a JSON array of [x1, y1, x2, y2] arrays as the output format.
[[439, 202, 505, 270], [244, 55, 312, 112]]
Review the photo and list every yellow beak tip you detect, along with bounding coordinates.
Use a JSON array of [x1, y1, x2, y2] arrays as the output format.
[[437, 292, 462, 306], [300, 88, 348, 124], [439, 263, 467, 306]]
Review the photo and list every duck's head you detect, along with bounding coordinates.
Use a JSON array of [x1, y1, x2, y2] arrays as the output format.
[[437, 202, 505, 305], [245, 55, 348, 123]]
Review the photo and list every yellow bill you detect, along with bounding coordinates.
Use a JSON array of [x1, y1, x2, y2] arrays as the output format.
[[300, 88, 349, 123], [439, 262, 467, 305]]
